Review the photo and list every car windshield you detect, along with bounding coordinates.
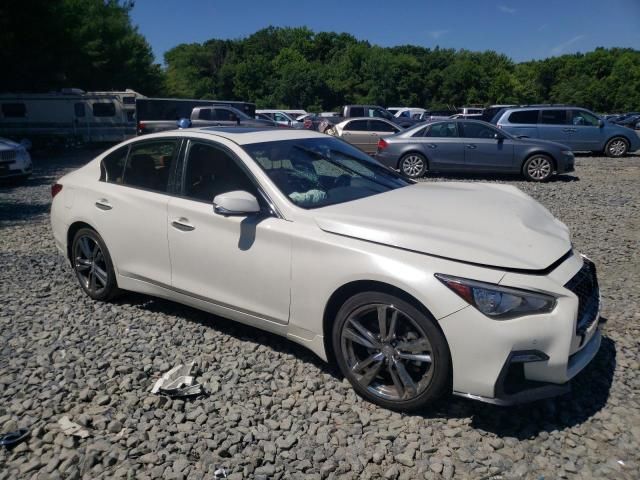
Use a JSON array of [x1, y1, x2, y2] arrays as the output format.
[[243, 137, 410, 209]]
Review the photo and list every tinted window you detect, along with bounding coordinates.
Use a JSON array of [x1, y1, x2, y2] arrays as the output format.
[[344, 120, 368, 131], [370, 120, 396, 132], [123, 141, 177, 192], [426, 122, 458, 137], [122, 97, 136, 105], [2, 103, 26, 117], [100, 146, 129, 184], [274, 113, 289, 122], [411, 126, 428, 137], [508, 110, 538, 124], [244, 137, 409, 209], [74, 103, 86, 117], [349, 107, 365, 117], [215, 108, 238, 122], [184, 142, 258, 202], [126, 111, 135, 122], [461, 122, 497, 138], [198, 109, 212, 120], [540, 110, 568, 125], [571, 110, 599, 126], [92, 102, 116, 117]]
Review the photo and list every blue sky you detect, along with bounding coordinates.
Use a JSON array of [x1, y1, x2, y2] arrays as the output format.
[[130, 0, 640, 64]]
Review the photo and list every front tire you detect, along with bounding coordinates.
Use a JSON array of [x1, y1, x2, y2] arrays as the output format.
[[399, 153, 427, 178], [523, 154, 554, 182], [71, 228, 119, 301], [605, 137, 628, 157], [332, 292, 451, 411]]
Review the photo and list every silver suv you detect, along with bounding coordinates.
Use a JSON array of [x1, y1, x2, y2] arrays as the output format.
[[491, 106, 640, 157]]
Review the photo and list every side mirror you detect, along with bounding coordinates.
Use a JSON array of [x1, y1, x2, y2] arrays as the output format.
[[213, 191, 260, 216], [177, 118, 191, 129], [20, 139, 32, 150], [493, 133, 504, 141]]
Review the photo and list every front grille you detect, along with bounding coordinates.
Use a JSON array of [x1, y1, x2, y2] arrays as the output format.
[[0, 150, 17, 163], [564, 258, 599, 335]]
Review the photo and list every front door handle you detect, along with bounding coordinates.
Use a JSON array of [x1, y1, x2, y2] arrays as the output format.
[[426, 143, 437, 149], [562, 128, 576, 132], [95, 199, 112, 210], [171, 218, 195, 232], [466, 144, 477, 149]]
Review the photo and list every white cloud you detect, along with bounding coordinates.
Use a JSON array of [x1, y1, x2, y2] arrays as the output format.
[[498, 5, 517, 14], [551, 35, 586, 55], [428, 30, 449, 39]]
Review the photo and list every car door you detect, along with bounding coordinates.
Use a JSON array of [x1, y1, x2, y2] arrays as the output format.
[[91, 139, 179, 285], [340, 120, 370, 152], [365, 120, 401, 154], [460, 122, 515, 171], [538, 109, 572, 147], [167, 139, 292, 324], [568, 109, 606, 150], [417, 122, 465, 170]]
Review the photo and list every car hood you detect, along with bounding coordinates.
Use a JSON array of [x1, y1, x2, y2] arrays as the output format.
[[313, 182, 571, 271], [0, 137, 20, 151]]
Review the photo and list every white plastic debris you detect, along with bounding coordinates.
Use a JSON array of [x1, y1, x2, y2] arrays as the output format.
[[58, 416, 90, 438], [213, 467, 227, 478], [150, 362, 205, 398]]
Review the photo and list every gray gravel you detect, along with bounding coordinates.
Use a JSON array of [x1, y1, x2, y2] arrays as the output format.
[[1, 149, 639, 479]]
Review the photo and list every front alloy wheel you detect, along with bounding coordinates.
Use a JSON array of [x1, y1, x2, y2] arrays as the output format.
[[605, 137, 628, 158], [523, 155, 553, 181], [333, 292, 450, 411], [400, 153, 427, 178]]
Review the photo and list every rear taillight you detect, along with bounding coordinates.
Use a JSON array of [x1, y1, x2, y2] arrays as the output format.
[[51, 183, 63, 198], [377, 138, 389, 150], [137, 121, 145, 132]]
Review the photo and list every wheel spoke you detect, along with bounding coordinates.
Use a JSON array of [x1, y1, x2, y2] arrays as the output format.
[[354, 354, 384, 387], [89, 271, 97, 291], [388, 362, 405, 398], [343, 327, 377, 349], [396, 337, 430, 353], [386, 309, 398, 341], [91, 242, 100, 258], [377, 305, 387, 339], [79, 237, 92, 258], [393, 359, 417, 398], [348, 318, 380, 348], [398, 352, 432, 363], [93, 265, 108, 287]]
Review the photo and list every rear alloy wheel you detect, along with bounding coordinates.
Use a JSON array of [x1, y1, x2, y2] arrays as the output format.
[[399, 153, 427, 178], [72, 228, 119, 301], [523, 155, 553, 182], [605, 137, 628, 158], [332, 292, 451, 411]]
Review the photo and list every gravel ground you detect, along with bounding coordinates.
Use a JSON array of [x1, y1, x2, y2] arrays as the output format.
[[1, 148, 639, 480]]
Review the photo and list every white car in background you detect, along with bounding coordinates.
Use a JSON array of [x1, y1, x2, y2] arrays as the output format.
[[0, 137, 32, 182], [255, 110, 304, 129], [50, 128, 602, 411], [394, 107, 426, 119]]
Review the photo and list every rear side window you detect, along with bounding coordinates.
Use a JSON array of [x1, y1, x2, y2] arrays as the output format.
[[426, 122, 458, 137], [508, 110, 538, 124], [92, 102, 116, 117], [369, 120, 396, 132], [123, 141, 178, 192], [344, 120, 368, 131], [2, 103, 26, 117], [540, 110, 568, 125], [100, 146, 129, 184]]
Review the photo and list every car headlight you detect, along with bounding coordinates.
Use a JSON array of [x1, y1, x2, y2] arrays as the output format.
[[561, 150, 574, 156], [435, 274, 556, 319]]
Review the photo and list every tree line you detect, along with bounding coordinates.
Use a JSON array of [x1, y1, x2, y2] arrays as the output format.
[[2, 2, 639, 113]]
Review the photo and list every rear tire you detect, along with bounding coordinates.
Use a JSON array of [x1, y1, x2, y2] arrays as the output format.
[[523, 154, 554, 182], [71, 228, 119, 301], [605, 137, 628, 158], [332, 291, 451, 411], [399, 153, 427, 178]]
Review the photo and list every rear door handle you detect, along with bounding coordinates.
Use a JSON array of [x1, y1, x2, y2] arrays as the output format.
[[95, 199, 112, 210], [171, 218, 195, 232], [466, 144, 477, 149], [562, 128, 576, 132]]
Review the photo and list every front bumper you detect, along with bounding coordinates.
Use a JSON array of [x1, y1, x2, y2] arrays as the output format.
[[440, 252, 602, 404]]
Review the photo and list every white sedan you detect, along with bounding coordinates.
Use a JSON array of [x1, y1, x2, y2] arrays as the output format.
[[50, 128, 602, 411], [0, 137, 32, 181]]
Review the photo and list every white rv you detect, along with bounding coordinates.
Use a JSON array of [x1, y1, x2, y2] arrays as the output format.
[[0, 89, 145, 144]]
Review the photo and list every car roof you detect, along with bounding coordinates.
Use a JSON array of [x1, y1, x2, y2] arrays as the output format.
[[137, 127, 327, 145]]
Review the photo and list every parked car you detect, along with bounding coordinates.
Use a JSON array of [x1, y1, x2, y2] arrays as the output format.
[[479, 105, 516, 123], [186, 106, 276, 129], [0, 137, 32, 182], [256, 110, 304, 129], [614, 114, 640, 129], [375, 119, 575, 181], [50, 127, 602, 411], [456, 106, 484, 116], [491, 106, 640, 157], [327, 118, 402, 154], [394, 108, 427, 119], [340, 105, 422, 128], [416, 110, 457, 122]]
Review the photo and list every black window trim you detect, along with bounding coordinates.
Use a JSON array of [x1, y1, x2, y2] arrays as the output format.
[[177, 138, 282, 219], [117, 137, 182, 195]]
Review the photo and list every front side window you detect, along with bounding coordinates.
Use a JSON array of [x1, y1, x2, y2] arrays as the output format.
[[92, 102, 116, 117], [369, 120, 397, 132], [274, 113, 289, 123], [461, 122, 497, 139], [215, 108, 237, 122], [344, 120, 368, 131], [425, 122, 458, 137], [100, 146, 129, 184], [508, 110, 538, 124], [540, 110, 568, 125], [571, 110, 599, 126], [123, 141, 177, 192], [244, 137, 409, 209], [183, 142, 258, 202]]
